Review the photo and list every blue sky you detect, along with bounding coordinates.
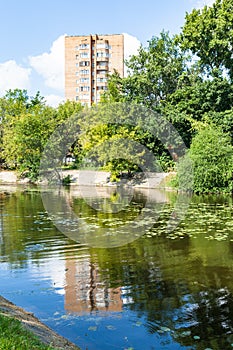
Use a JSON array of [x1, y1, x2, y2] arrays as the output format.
[[0, 0, 214, 106]]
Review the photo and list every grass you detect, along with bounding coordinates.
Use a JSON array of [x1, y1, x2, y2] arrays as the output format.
[[0, 313, 57, 350]]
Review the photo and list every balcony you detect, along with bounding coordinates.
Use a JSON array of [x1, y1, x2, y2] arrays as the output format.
[[96, 61, 108, 70], [96, 54, 109, 61]]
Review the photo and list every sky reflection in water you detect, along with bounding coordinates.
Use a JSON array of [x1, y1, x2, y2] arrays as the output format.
[[0, 186, 233, 349]]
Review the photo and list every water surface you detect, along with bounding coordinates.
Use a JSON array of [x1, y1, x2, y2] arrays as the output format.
[[0, 185, 233, 350]]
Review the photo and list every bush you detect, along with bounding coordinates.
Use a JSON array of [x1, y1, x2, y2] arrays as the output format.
[[62, 174, 72, 186], [177, 126, 233, 193], [176, 154, 194, 191]]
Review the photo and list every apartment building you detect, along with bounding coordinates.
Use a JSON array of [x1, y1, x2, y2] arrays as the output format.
[[65, 34, 124, 105]]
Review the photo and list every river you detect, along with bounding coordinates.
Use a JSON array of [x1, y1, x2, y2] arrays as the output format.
[[0, 184, 233, 349]]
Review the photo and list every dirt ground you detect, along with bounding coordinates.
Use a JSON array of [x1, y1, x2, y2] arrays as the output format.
[[0, 295, 80, 349]]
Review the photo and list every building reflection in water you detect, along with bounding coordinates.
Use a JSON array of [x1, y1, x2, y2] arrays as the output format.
[[65, 257, 123, 313], [63, 187, 169, 314]]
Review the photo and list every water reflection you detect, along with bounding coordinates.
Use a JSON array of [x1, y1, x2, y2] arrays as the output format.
[[0, 185, 233, 349], [65, 259, 123, 313], [40, 185, 169, 248]]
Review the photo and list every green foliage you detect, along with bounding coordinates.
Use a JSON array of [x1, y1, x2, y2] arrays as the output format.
[[55, 99, 83, 124], [106, 32, 188, 108], [176, 154, 194, 191], [164, 76, 233, 146], [207, 108, 233, 140], [177, 126, 233, 193], [0, 90, 83, 180], [79, 105, 149, 177], [62, 174, 72, 186], [2, 106, 55, 180], [78, 103, 177, 178], [100, 70, 124, 103], [180, 0, 233, 79]]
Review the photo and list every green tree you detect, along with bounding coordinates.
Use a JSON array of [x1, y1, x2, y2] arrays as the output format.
[[177, 126, 233, 193], [180, 0, 233, 79], [2, 106, 55, 179], [164, 75, 233, 146], [0, 90, 84, 179], [104, 32, 188, 108], [79, 104, 149, 179]]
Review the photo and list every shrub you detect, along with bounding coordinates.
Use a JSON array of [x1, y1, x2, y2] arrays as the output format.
[[177, 126, 233, 193]]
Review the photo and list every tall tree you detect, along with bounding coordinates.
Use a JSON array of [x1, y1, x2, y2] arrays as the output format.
[[104, 32, 188, 109], [0, 90, 83, 179], [180, 0, 233, 79]]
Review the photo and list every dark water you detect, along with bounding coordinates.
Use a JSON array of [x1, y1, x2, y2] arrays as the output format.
[[0, 185, 233, 350]]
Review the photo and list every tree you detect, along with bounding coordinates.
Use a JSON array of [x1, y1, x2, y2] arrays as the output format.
[[2, 106, 55, 179], [104, 32, 188, 109], [177, 126, 233, 193], [0, 89, 47, 169], [180, 0, 233, 79], [78, 104, 149, 179], [164, 75, 233, 146], [0, 90, 84, 179]]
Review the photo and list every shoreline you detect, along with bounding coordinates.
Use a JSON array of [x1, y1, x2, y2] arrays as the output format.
[[0, 295, 80, 349], [0, 169, 172, 188]]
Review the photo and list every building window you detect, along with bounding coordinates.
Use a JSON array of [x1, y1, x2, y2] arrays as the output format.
[[96, 52, 110, 58], [80, 86, 90, 92], [96, 43, 110, 49], [80, 69, 89, 75], [97, 70, 107, 75], [80, 52, 90, 58], [97, 61, 108, 67], [76, 55, 79, 59], [97, 86, 108, 91], [79, 61, 90, 67], [76, 87, 79, 92], [79, 43, 90, 49], [80, 78, 89, 83], [76, 72, 79, 76], [97, 77, 108, 83], [81, 94, 89, 100], [76, 96, 79, 101]]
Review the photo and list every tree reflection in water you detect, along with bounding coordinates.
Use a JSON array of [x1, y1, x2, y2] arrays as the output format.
[[0, 186, 233, 349]]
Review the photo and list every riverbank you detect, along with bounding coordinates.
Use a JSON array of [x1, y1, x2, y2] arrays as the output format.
[[0, 295, 80, 349], [0, 169, 172, 188]]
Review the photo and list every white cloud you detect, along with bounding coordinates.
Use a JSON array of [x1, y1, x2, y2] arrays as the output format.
[[123, 33, 141, 77], [45, 94, 64, 107], [30, 258, 66, 295], [0, 60, 31, 96], [29, 34, 66, 92], [123, 33, 141, 61]]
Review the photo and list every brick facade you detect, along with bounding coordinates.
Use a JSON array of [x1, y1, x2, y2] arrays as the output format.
[[65, 34, 124, 106]]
